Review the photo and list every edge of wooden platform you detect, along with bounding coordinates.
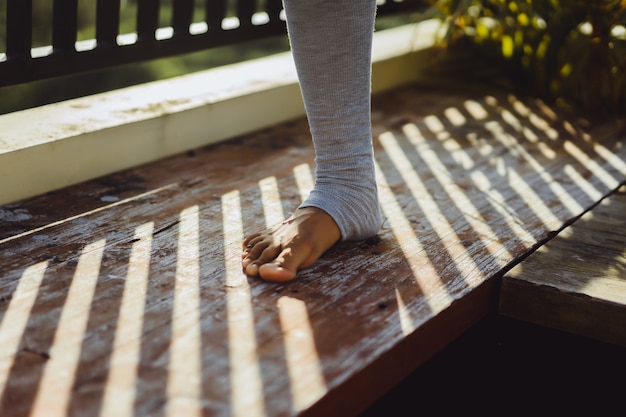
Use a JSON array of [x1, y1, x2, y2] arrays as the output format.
[[303, 279, 500, 417], [499, 184, 626, 347]]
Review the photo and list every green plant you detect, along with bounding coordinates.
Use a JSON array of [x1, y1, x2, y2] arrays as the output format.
[[421, 0, 626, 117]]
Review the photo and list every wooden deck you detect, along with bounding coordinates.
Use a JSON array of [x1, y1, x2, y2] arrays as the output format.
[[500, 184, 626, 347], [1, 83, 625, 417]]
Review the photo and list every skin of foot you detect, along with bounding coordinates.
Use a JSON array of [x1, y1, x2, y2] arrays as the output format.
[[242, 206, 341, 282]]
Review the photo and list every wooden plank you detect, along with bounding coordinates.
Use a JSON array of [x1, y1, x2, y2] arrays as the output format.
[[500, 184, 626, 347], [1, 84, 625, 417]]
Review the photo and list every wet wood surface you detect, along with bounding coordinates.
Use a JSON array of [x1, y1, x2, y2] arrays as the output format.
[[1, 83, 625, 417], [500, 185, 626, 347]]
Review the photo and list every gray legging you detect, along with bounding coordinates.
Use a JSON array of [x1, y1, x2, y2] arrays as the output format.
[[284, 0, 382, 241]]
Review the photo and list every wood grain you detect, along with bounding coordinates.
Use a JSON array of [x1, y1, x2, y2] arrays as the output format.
[[1, 83, 625, 417], [500, 185, 626, 347]]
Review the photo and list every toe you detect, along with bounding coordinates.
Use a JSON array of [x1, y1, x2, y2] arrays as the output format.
[[258, 263, 297, 282], [245, 262, 260, 276], [242, 240, 270, 265], [244, 244, 282, 276], [242, 235, 264, 256], [242, 232, 262, 248], [257, 245, 309, 282]]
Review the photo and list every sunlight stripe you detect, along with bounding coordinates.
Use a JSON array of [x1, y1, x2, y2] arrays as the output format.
[[499, 108, 539, 143], [527, 110, 559, 140], [442, 136, 475, 170], [480, 120, 564, 227], [260, 176, 284, 228], [536, 141, 556, 160], [564, 140, 620, 190], [0, 262, 48, 399], [507, 169, 562, 228], [591, 140, 626, 176], [31, 240, 106, 417], [469, 171, 535, 245], [293, 163, 314, 203], [508, 96, 531, 117], [222, 190, 266, 417], [100, 222, 154, 417], [393, 126, 509, 280], [563, 165, 603, 201], [492, 116, 584, 215], [166, 207, 202, 417], [410, 123, 515, 264], [423, 115, 447, 140], [381, 131, 484, 280], [375, 160, 452, 317], [278, 296, 326, 411], [394, 289, 415, 336], [463, 100, 488, 120], [444, 106, 466, 126], [496, 95, 560, 140]]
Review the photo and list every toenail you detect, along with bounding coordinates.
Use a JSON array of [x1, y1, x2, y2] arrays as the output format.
[[246, 244, 253, 248]]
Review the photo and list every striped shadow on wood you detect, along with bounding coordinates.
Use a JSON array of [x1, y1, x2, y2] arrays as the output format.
[[1, 83, 625, 417]]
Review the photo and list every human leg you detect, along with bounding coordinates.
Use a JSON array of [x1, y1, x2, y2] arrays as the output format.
[[242, 0, 382, 282]]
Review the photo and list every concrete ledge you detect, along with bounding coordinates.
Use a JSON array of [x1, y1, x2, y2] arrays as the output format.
[[0, 22, 439, 207]]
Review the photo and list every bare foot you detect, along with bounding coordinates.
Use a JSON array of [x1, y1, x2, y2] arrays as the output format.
[[242, 207, 341, 282]]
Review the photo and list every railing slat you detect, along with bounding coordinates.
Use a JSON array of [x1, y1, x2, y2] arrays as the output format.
[[52, 0, 78, 53], [266, 0, 283, 23], [96, 0, 121, 46], [6, 0, 33, 59], [237, 0, 255, 27], [172, 0, 194, 36], [137, 0, 160, 42], [206, 0, 227, 31]]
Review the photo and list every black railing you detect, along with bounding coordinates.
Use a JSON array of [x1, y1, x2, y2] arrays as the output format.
[[0, 0, 423, 88]]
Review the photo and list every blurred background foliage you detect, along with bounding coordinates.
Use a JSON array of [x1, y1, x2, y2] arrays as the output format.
[[0, 0, 413, 115], [420, 0, 626, 119]]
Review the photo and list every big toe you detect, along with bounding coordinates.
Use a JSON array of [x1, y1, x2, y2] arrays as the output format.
[[258, 262, 298, 282]]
